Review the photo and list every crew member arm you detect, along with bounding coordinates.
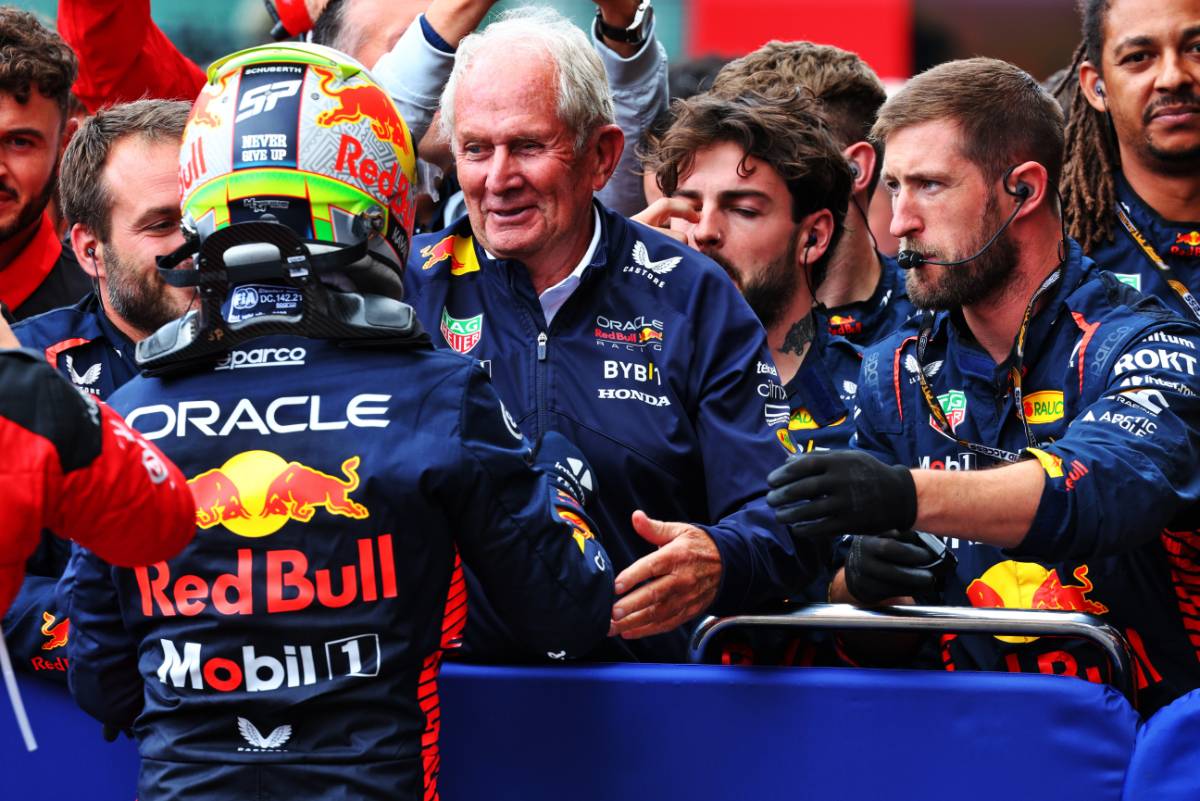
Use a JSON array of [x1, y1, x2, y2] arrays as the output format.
[[58, 0, 205, 113], [370, 1, 497, 146], [448, 363, 614, 658], [592, 12, 668, 216], [60, 547, 143, 729]]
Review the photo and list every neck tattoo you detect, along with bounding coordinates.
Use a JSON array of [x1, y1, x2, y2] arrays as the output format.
[[781, 313, 816, 357]]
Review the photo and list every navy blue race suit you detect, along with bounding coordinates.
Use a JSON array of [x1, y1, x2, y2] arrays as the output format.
[[61, 334, 614, 801], [1089, 172, 1200, 322], [407, 203, 815, 661], [851, 240, 1200, 713]]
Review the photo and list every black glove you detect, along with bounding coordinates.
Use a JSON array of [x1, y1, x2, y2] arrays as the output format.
[[766, 450, 917, 538], [531, 430, 597, 507], [844, 530, 943, 605], [101, 723, 133, 742]]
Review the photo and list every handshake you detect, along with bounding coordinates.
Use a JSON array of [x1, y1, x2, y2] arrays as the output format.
[[766, 450, 952, 604]]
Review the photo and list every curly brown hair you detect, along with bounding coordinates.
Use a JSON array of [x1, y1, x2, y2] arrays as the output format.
[[645, 90, 852, 283], [0, 8, 77, 118]]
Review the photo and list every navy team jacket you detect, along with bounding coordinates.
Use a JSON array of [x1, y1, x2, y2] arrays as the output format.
[[407, 203, 814, 661], [1089, 172, 1200, 323], [853, 239, 1200, 713]]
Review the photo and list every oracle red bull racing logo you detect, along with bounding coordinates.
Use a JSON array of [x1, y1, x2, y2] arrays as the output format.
[[188, 450, 369, 538], [966, 560, 1109, 643]]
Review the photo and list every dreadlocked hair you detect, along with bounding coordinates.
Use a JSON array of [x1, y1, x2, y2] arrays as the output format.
[[1058, 3, 1120, 252]]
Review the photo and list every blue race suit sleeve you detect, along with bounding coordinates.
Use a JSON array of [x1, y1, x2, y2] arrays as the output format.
[[449, 362, 614, 658], [61, 545, 144, 729], [1018, 319, 1200, 561]]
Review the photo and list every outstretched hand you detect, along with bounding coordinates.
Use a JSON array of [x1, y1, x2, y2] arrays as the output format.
[[608, 511, 721, 639]]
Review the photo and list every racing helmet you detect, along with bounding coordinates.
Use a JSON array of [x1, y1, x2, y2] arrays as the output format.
[[139, 42, 425, 375]]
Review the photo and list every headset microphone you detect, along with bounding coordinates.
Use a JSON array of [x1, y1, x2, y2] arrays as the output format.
[[897, 166, 1031, 271]]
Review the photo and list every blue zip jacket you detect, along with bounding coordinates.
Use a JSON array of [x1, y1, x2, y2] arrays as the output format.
[[60, 334, 614, 800], [407, 204, 814, 661], [852, 239, 1200, 712], [1089, 172, 1200, 322], [2, 294, 138, 686]]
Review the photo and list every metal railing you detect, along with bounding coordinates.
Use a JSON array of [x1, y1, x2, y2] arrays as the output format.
[[689, 604, 1136, 704]]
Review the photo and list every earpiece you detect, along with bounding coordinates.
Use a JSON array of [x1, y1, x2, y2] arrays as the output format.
[[1002, 165, 1033, 201], [848, 162, 861, 180], [1095, 80, 1106, 99], [806, 231, 818, 247], [86, 247, 96, 257]]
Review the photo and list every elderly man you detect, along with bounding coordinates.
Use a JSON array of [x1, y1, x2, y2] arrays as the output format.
[[768, 57, 1200, 713], [407, 8, 812, 661]]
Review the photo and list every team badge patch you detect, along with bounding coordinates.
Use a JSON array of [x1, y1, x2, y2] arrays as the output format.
[[440, 308, 483, 354]]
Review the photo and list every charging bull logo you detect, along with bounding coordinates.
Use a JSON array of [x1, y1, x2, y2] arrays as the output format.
[[638, 327, 663, 344], [419, 234, 480, 275], [966, 561, 1109, 643], [312, 67, 411, 158], [827, 314, 862, 337], [188, 451, 369, 538], [260, 457, 368, 522], [40, 612, 69, 651], [187, 74, 232, 133], [1177, 231, 1200, 248]]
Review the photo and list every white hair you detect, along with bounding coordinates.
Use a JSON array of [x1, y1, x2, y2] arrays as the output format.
[[440, 6, 616, 153]]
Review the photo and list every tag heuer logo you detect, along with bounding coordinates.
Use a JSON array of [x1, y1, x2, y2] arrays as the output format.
[[440, 308, 483, 354], [934, 390, 968, 434]]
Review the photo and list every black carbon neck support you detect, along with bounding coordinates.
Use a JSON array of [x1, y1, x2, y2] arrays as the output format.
[[139, 221, 427, 377]]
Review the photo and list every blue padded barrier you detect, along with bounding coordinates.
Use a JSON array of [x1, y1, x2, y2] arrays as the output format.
[[436, 663, 1138, 801], [5, 663, 1139, 800], [1122, 687, 1200, 801], [1, 676, 138, 797]]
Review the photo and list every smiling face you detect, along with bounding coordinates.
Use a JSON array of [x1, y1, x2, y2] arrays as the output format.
[[451, 50, 601, 274], [0, 89, 62, 242], [98, 136, 194, 338], [1095, 0, 1200, 169]]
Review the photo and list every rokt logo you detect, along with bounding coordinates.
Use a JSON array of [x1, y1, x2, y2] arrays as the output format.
[[188, 451, 369, 538]]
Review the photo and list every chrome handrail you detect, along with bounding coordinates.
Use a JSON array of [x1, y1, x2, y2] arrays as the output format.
[[688, 604, 1136, 704]]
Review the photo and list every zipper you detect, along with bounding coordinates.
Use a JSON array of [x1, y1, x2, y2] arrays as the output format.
[[536, 330, 549, 437]]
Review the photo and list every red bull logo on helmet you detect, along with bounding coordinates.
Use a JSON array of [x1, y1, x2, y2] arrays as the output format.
[[966, 560, 1109, 643], [313, 66, 411, 158], [188, 450, 369, 538]]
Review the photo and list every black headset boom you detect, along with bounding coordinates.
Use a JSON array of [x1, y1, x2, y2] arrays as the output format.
[[897, 165, 1031, 270]]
